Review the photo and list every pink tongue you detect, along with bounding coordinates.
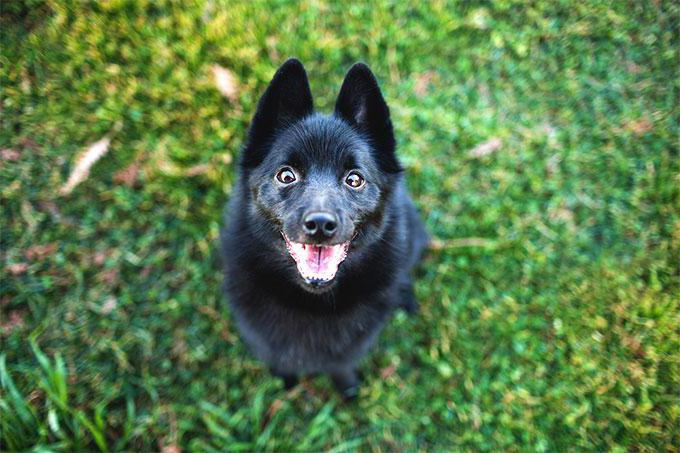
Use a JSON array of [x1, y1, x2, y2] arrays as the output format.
[[286, 242, 348, 281], [303, 245, 331, 272]]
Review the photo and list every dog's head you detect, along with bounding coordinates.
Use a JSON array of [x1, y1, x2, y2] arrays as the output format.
[[240, 59, 402, 293]]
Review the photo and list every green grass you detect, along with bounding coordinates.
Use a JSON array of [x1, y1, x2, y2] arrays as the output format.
[[1, 0, 678, 450]]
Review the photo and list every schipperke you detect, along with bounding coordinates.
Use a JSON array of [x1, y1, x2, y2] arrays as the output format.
[[220, 59, 428, 399]]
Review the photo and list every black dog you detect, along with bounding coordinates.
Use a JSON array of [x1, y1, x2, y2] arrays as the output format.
[[220, 59, 428, 399]]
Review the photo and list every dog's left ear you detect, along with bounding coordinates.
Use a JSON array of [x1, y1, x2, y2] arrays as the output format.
[[335, 63, 401, 173], [242, 58, 314, 168]]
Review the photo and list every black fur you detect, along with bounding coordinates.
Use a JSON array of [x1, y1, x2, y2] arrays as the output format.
[[220, 59, 428, 398]]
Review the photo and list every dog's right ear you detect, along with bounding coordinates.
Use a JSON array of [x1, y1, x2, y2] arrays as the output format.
[[241, 58, 314, 168], [334, 63, 401, 173]]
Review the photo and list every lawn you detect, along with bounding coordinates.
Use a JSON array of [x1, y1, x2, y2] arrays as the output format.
[[1, 1, 678, 450]]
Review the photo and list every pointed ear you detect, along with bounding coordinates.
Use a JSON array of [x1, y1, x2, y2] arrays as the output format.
[[241, 58, 313, 168], [335, 63, 401, 173]]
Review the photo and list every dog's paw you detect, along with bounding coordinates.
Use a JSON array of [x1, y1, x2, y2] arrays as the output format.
[[399, 282, 418, 315], [270, 368, 299, 390], [331, 369, 361, 401], [339, 384, 360, 402]]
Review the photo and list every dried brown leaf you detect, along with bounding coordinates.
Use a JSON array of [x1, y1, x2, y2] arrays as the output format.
[[623, 118, 653, 136], [263, 399, 284, 428], [185, 163, 210, 177], [219, 153, 233, 165], [212, 64, 239, 101], [467, 138, 502, 158], [0, 311, 26, 336], [414, 71, 436, 97], [140, 266, 152, 278], [60, 135, 113, 195], [98, 268, 119, 286], [1, 148, 20, 161], [380, 363, 397, 379], [25, 243, 58, 261], [171, 333, 188, 363], [114, 161, 142, 187], [100, 296, 118, 315], [161, 445, 181, 453], [18, 137, 39, 150], [6, 263, 29, 275], [93, 250, 108, 266]]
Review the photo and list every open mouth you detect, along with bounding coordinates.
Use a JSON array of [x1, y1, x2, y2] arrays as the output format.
[[282, 234, 350, 285]]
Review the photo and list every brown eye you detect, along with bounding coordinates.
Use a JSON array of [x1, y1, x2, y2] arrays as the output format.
[[345, 171, 365, 188], [276, 167, 297, 184]]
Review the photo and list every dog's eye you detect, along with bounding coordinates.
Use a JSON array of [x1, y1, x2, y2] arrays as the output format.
[[345, 171, 365, 188], [276, 167, 297, 184]]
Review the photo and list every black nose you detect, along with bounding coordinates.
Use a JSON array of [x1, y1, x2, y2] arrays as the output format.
[[302, 211, 337, 238]]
